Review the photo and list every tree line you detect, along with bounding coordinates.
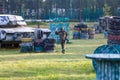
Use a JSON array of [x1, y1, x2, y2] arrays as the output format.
[[0, 0, 120, 21]]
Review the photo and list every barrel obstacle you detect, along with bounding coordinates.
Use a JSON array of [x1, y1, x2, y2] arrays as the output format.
[[86, 16, 120, 80], [20, 29, 56, 53], [73, 23, 95, 39], [49, 18, 70, 43], [34, 38, 56, 52], [20, 38, 33, 53], [33, 28, 56, 53]]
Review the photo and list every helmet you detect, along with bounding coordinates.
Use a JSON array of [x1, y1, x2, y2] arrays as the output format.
[[60, 27, 64, 31]]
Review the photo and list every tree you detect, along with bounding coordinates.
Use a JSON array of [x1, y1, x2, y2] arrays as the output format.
[[103, 4, 111, 16]]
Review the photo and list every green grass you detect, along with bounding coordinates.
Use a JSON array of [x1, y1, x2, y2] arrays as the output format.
[[0, 22, 107, 80]]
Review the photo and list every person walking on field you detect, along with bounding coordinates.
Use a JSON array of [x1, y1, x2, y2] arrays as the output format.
[[55, 28, 68, 54]]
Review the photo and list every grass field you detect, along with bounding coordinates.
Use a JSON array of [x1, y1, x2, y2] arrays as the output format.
[[0, 22, 107, 80]]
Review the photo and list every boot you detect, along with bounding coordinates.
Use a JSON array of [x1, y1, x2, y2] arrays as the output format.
[[62, 49, 65, 54]]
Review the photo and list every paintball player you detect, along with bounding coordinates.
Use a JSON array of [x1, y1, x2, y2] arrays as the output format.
[[55, 28, 68, 54]]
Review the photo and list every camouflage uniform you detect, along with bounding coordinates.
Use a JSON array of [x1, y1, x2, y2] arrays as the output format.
[[56, 28, 67, 54]]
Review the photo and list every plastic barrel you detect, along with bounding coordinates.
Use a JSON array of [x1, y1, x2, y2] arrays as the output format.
[[73, 32, 80, 39], [22, 38, 33, 42], [89, 34, 94, 39], [88, 28, 95, 39], [34, 46, 44, 52], [80, 33, 88, 39], [20, 42, 33, 53], [81, 28, 88, 33]]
